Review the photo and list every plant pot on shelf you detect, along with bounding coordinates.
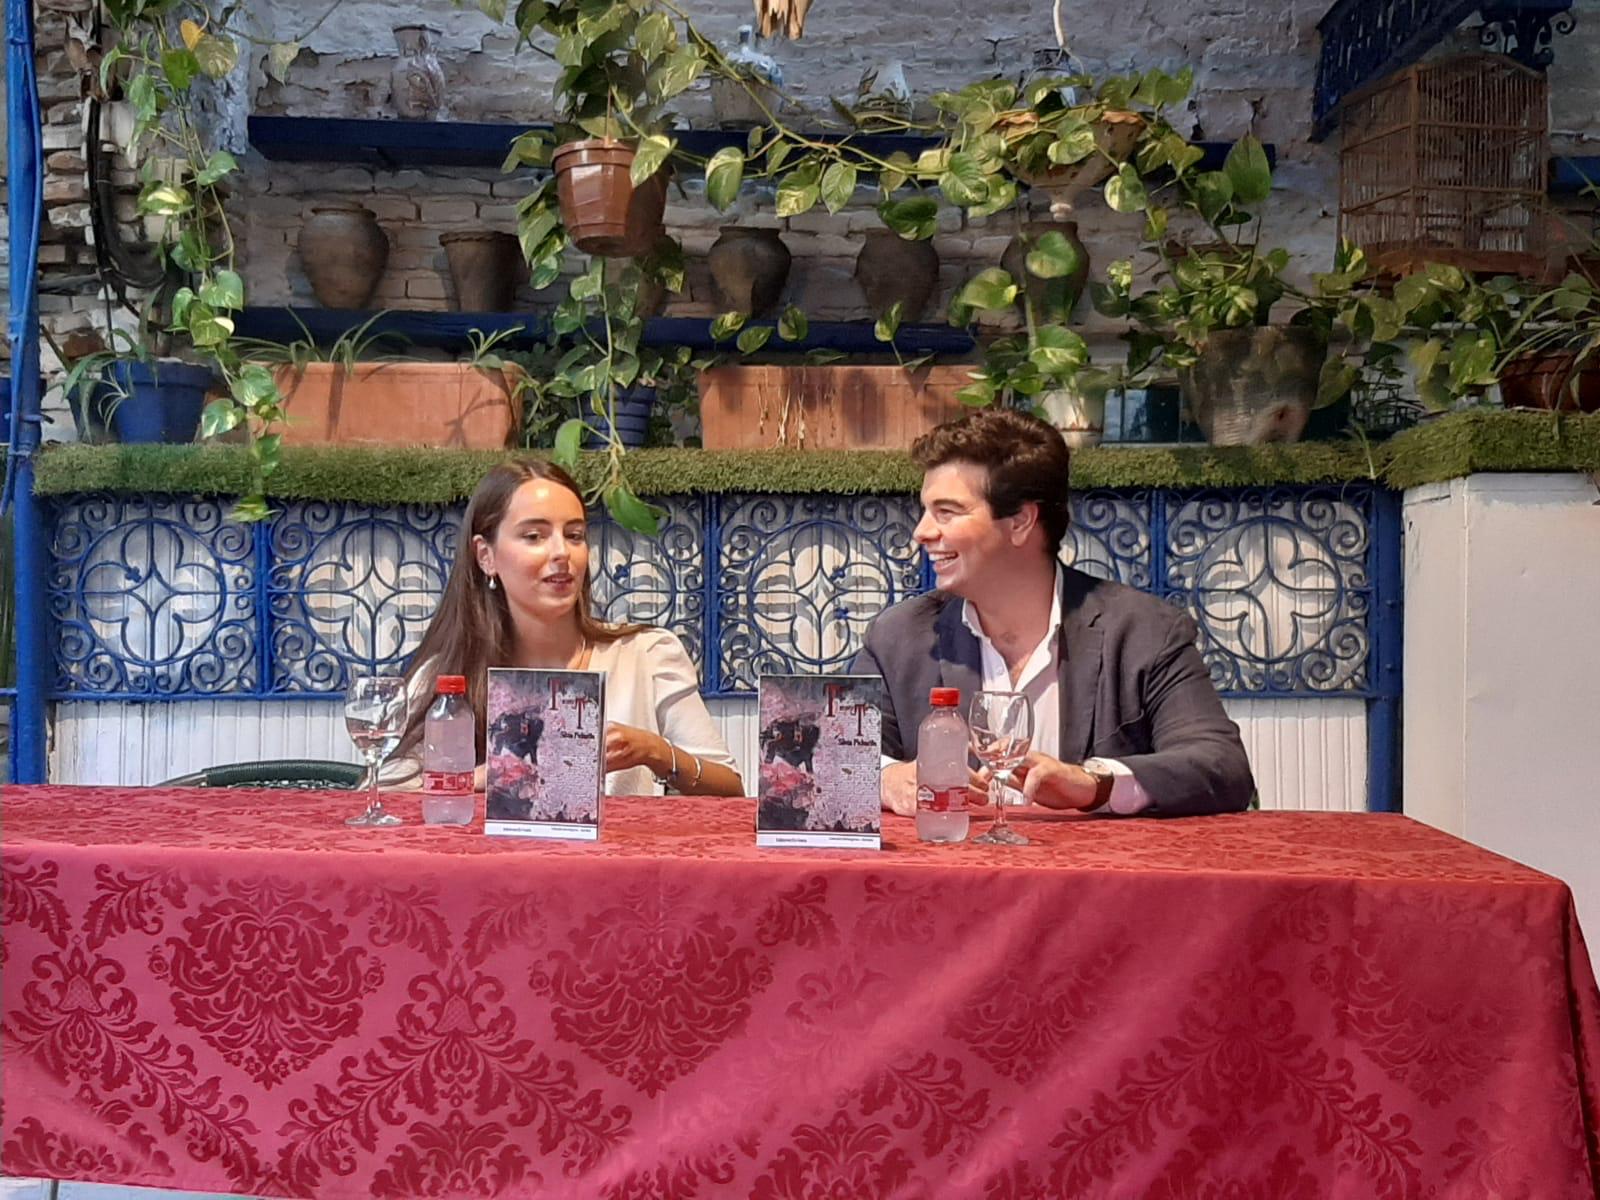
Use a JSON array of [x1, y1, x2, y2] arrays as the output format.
[[582, 386, 657, 449], [552, 139, 669, 258], [299, 203, 390, 309], [1177, 326, 1326, 445], [708, 226, 791, 317], [87, 361, 213, 444], [855, 230, 940, 322], [271, 362, 524, 448], [440, 231, 521, 311], [1009, 111, 1143, 215], [1001, 221, 1089, 325], [1498, 353, 1600, 413], [698, 364, 971, 450], [1038, 385, 1105, 449]]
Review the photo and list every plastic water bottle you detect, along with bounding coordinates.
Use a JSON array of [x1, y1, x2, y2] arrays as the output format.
[[422, 675, 475, 825], [915, 687, 970, 843]]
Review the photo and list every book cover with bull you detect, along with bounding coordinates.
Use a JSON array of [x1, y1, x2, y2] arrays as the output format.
[[757, 674, 884, 849], [485, 668, 605, 841]]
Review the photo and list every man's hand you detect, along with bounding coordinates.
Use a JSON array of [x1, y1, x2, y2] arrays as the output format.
[[881, 760, 919, 816], [1013, 752, 1102, 810], [883, 761, 989, 816]]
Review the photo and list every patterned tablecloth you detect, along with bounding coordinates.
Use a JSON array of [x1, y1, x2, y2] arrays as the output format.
[[3, 786, 1598, 1198]]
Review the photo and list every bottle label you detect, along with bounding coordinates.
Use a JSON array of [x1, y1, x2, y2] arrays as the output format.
[[916, 784, 967, 814], [424, 770, 473, 795]]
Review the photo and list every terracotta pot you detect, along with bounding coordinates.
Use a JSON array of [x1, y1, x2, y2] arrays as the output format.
[[708, 226, 791, 317], [552, 139, 669, 258], [272, 362, 524, 448], [1001, 221, 1090, 326], [855, 230, 940, 321], [440, 231, 520, 311], [1178, 326, 1326, 445], [1499, 353, 1600, 413], [698, 364, 971, 449], [299, 203, 389, 309]]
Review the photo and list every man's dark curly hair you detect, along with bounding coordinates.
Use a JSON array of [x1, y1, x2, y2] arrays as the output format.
[[911, 407, 1071, 556]]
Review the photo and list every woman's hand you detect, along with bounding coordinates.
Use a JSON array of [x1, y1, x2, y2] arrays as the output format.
[[604, 722, 669, 776]]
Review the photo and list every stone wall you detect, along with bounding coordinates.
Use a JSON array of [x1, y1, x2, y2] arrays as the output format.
[[18, 0, 1600, 437]]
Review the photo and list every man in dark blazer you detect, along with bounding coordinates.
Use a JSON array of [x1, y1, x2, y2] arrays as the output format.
[[851, 408, 1254, 818]]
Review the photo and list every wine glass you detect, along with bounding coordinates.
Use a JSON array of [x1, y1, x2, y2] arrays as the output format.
[[969, 691, 1034, 846], [345, 675, 406, 827]]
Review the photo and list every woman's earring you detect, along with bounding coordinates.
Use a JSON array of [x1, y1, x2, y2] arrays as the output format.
[[487, 574, 498, 591]]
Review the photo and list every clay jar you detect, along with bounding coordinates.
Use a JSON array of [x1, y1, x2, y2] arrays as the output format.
[[854, 230, 940, 321], [1001, 221, 1090, 326], [440, 231, 521, 311], [708, 227, 791, 317], [299, 203, 389, 309]]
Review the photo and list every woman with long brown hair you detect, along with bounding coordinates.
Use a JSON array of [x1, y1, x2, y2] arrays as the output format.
[[387, 461, 743, 796]]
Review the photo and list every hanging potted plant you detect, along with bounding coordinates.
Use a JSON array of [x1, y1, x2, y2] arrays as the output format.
[[510, 0, 696, 258]]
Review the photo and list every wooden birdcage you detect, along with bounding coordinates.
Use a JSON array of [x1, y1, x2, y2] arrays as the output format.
[[1338, 55, 1548, 277]]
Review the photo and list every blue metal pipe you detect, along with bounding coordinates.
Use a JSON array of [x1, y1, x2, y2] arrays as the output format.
[[7, 0, 49, 781]]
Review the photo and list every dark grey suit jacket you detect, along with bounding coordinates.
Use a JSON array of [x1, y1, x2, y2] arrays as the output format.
[[849, 567, 1255, 817]]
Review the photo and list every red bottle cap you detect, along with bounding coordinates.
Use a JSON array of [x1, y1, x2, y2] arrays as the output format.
[[436, 675, 467, 695], [930, 687, 960, 707]]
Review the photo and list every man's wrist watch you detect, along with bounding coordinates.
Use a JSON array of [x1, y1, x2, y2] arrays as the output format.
[[1081, 758, 1116, 812]]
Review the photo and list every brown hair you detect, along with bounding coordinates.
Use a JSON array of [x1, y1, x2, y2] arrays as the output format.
[[911, 408, 1072, 555], [396, 461, 647, 762]]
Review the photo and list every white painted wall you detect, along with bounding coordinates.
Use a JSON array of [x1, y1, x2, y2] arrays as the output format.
[[51, 694, 1368, 810], [1403, 473, 1600, 943]]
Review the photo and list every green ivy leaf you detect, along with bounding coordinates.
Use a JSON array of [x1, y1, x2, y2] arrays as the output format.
[[776, 162, 821, 217], [1133, 67, 1192, 108], [195, 150, 236, 187], [553, 418, 584, 466], [266, 41, 299, 83], [476, 0, 506, 20], [876, 196, 939, 240], [139, 183, 190, 217], [161, 47, 198, 92], [188, 311, 235, 347], [649, 46, 704, 102], [232, 496, 272, 523], [736, 326, 773, 353], [630, 134, 675, 186], [200, 397, 241, 437], [604, 483, 663, 536], [199, 269, 244, 311], [1024, 231, 1085, 280], [805, 348, 847, 364], [705, 146, 743, 211], [194, 33, 238, 79], [821, 161, 858, 214], [570, 264, 604, 302], [1143, 205, 1170, 242], [1223, 134, 1271, 204], [234, 364, 279, 407], [1048, 120, 1098, 165], [1103, 162, 1147, 213], [956, 378, 997, 407], [1317, 358, 1359, 408], [636, 11, 675, 60], [710, 310, 747, 340], [127, 73, 157, 123], [1192, 171, 1234, 224], [874, 301, 904, 343], [938, 151, 989, 206], [1027, 324, 1089, 374], [777, 305, 808, 342], [878, 151, 914, 195], [955, 267, 1018, 313], [963, 176, 1016, 219]]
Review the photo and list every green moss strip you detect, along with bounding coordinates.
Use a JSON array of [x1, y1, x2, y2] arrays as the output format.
[[30, 411, 1600, 502]]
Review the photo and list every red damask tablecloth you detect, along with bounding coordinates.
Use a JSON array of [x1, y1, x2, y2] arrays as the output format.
[[3, 785, 1598, 1199]]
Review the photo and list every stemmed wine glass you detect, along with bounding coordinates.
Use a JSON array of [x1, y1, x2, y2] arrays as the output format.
[[345, 675, 406, 827], [969, 691, 1034, 846]]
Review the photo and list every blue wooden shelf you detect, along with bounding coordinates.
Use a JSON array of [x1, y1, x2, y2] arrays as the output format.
[[1551, 157, 1600, 196], [234, 307, 976, 356], [247, 115, 1256, 175]]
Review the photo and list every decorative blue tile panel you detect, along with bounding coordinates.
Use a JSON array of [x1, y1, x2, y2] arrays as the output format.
[[714, 494, 924, 692], [45, 485, 1392, 703], [50, 496, 257, 696]]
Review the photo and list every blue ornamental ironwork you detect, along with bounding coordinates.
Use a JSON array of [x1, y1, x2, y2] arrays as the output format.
[[1312, 0, 1573, 135], [46, 486, 1393, 703]]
